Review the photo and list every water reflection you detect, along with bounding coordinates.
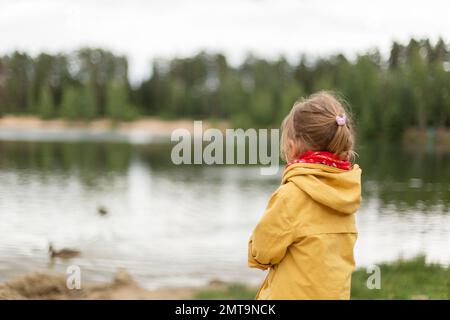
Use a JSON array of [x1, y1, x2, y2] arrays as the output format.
[[358, 143, 450, 213], [0, 140, 448, 288]]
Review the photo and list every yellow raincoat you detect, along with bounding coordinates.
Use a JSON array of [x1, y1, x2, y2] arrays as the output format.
[[248, 162, 362, 299]]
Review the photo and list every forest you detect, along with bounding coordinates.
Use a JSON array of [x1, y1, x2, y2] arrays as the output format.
[[0, 38, 449, 141]]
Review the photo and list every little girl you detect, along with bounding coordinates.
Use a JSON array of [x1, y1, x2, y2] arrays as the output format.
[[248, 91, 362, 300]]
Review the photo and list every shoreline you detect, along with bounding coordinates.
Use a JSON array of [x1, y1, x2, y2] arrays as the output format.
[[0, 115, 230, 144], [1, 256, 448, 300], [0, 115, 229, 133], [0, 268, 240, 300]]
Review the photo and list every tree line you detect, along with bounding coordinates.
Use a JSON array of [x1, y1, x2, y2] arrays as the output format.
[[0, 38, 449, 140]]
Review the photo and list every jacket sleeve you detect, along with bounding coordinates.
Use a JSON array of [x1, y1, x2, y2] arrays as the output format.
[[248, 189, 294, 269]]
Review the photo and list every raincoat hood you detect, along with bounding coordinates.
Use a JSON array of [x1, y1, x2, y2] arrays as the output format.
[[281, 163, 362, 215], [249, 162, 362, 299]]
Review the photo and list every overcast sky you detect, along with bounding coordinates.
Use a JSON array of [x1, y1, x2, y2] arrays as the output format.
[[1, 0, 450, 81]]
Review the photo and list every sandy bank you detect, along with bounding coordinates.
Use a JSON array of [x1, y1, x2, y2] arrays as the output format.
[[0, 269, 214, 300], [0, 116, 228, 135]]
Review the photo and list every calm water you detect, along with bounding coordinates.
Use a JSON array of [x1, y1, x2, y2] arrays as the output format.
[[0, 138, 449, 288]]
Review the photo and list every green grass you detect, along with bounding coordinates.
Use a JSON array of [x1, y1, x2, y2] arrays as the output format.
[[194, 256, 449, 300], [195, 283, 257, 300], [351, 255, 449, 299]]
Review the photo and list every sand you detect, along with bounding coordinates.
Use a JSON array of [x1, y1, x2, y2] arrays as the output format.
[[0, 268, 206, 300], [0, 115, 229, 135]]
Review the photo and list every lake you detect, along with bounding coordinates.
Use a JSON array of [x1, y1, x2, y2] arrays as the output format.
[[0, 137, 449, 288]]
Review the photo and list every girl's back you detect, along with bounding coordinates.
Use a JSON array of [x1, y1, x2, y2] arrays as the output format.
[[248, 91, 362, 299]]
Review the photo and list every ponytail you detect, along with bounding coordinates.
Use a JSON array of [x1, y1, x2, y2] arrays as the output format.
[[280, 91, 356, 162]]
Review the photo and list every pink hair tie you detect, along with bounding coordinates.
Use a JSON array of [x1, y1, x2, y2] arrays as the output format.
[[336, 114, 347, 126]]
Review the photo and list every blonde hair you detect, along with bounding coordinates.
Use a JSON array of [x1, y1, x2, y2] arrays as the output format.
[[280, 91, 355, 162]]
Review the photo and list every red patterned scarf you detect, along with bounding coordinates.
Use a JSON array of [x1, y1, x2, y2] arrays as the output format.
[[286, 151, 351, 170]]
